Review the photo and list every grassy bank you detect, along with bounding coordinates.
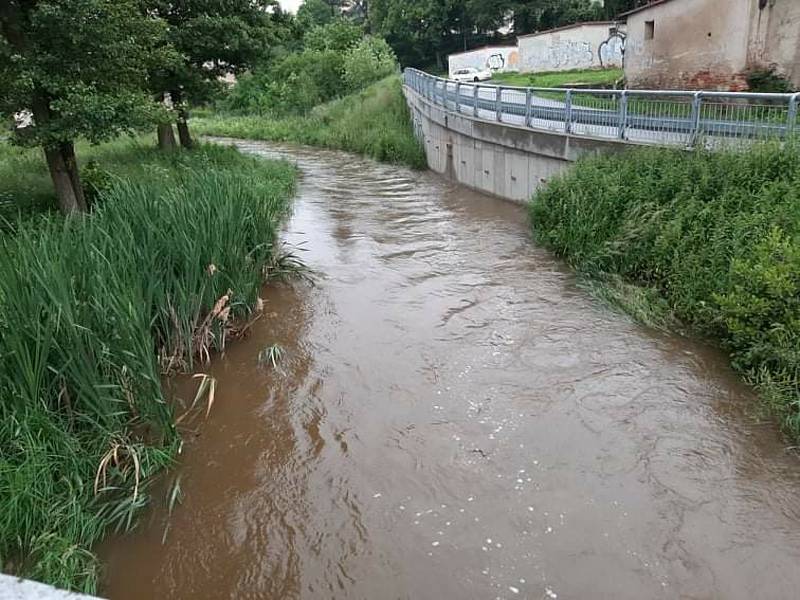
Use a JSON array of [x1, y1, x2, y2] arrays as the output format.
[[530, 142, 800, 437], [194, 76, 427, 170], [492, 67, 623, 89], [0, 140, 296, 592]]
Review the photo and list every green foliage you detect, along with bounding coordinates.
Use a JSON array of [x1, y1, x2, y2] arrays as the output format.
[[343, 36, 399, 91], [746, 68, 794, 93], [297, 0, 339, 28], [145, 0, 283, 103], [0, 0, 170, 147], [367, 0, 607, 68], [200, 76, 426, 169], [0, 140, 296, 591], [303, 19, 362, 53], [80, 160, 114, 210], [222, 48, 346, 115], [530, 142, 800, 436]]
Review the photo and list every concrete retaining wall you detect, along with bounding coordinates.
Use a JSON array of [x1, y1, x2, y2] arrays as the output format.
[[403, 85, 638, 204]]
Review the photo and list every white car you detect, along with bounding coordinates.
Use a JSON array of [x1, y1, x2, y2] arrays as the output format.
[[451, 67, 493, 82]]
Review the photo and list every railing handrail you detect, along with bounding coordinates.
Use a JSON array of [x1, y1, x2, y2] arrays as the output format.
[[404, 67, 797, 101], [402, 67, 798, 148]]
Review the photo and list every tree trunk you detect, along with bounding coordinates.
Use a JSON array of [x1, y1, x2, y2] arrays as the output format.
[[59, 142, 87, 211], [31, 92, 86, 215], [171, 89, 193, 149], [43, 145, 84, 215], [158, 123, 177, 150], [176, 116, 193, 149]]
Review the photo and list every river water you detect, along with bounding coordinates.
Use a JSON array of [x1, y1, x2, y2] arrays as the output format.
[[101, 140, 800, 600]]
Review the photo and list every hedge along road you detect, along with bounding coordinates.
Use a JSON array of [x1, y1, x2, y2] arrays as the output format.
[[100, 139, 800, 600]]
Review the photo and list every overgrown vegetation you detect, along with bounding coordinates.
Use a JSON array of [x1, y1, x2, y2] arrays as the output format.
[[746, 67, 795, 93], [221, 20, 398, 117], [198, 76, 426, 169], [530, 142, 800, 437], [0, 140, 296, 592], [492, 67, 623, 89]]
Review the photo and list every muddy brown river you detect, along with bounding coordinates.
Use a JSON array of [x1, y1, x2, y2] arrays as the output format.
[[101, 140, 800, 600]]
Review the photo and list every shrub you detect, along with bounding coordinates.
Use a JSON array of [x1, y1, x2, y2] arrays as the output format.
[[530, 142, 800, 436], [342, 36, 398, 92], [303, 20, 362, 53], [222, 50, 345, 116], [746, 67, 794, 93]]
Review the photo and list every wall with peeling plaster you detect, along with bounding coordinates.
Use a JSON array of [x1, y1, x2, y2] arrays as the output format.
[[625, 0, 800, 90]]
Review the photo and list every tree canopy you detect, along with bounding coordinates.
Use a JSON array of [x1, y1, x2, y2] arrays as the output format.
[[0, 0, 173, 213], [367, 0, 644, 68]]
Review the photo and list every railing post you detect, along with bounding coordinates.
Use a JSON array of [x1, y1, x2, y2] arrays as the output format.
[[788, 93, 800, 138], [496, 86, 503, 123], [525, 88, 533, 128], [617, 91, 628, 139], [473, 84, 479, 117], [565, 89, 573, 134], [689, 91, 703, 147], [455, 82, 461, 113]]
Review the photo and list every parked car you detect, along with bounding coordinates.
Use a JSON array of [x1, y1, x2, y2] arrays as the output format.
[[451, 67, 493, 82]]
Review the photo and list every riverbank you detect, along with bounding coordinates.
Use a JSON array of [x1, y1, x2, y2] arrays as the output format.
[[530, 142, 800, 439], [193, 76, 427, 170], [0, 139, 296, 593]]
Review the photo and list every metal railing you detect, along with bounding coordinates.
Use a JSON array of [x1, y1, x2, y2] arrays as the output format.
[[404, 68, 800, 148]]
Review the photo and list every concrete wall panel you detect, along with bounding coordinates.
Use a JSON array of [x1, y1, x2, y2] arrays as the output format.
[[404, 84, 637, 203]]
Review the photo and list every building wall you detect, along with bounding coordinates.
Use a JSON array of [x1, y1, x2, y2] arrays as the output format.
[[625, 0, 800, 90], [747, 0, 800, 87], [518, 23, 624, 73], [448, 46, 520, 78]]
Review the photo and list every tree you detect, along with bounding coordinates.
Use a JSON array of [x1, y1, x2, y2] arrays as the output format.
[[0, 0, 169, 214], [297, 0, 340, 28], [369, 0, 459, 68], [303, 19, 362, 53], [342, 35, 397, 90], [146, 0, 282, 149]]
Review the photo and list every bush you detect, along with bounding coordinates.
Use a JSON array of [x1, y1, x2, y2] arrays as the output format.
[[343, 36, 398, 92], [222, 49, 345, 116], [746, 67, 794, 93], [0, 141, 295, 592], [530, 142, 800, 436], [303, 20, 362, 53]]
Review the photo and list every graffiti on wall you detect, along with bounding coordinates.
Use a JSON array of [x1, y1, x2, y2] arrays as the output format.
[[599, 31, 626, 68], [520, 39, 595, 72], [450, 24, 626, 76], [549, 40, 594, 69], [448, 47, 520, 76]]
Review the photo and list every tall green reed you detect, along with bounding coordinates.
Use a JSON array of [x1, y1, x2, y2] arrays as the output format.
[[0, 143, 295, 592]]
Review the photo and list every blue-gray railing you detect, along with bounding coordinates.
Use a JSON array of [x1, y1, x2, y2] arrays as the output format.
[[403, 68, 800, 147]]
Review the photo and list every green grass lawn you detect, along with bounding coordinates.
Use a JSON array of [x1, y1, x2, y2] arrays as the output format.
[[492, 68, 623, 89]]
